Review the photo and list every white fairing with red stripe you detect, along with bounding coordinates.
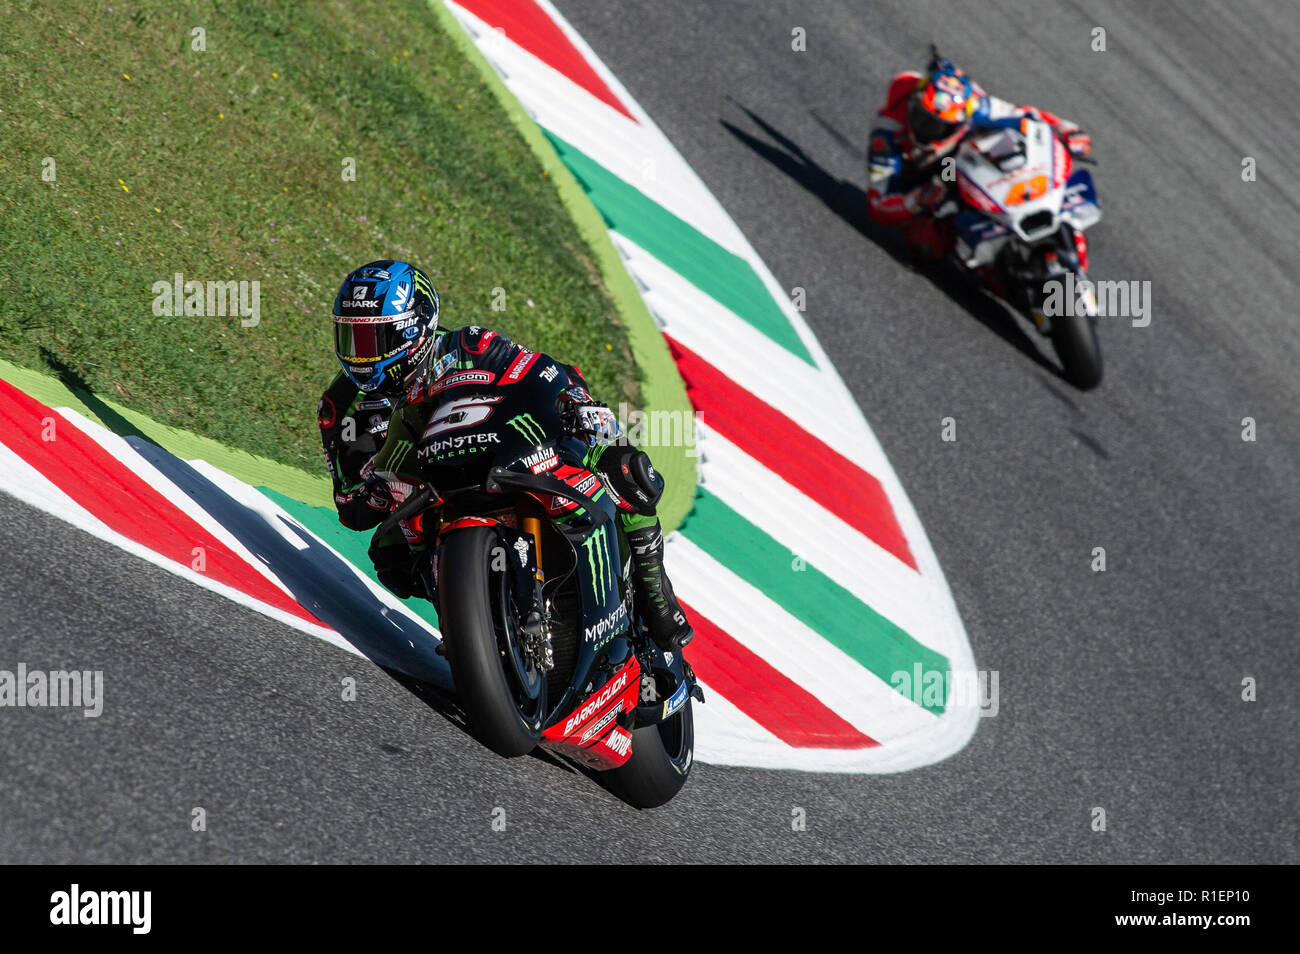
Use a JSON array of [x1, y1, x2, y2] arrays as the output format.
[[954, 118, 1096, 266]]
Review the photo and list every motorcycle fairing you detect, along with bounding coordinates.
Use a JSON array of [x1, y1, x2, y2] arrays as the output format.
[[1060, 168, 1102, 232], [540, 653, 642, 770]]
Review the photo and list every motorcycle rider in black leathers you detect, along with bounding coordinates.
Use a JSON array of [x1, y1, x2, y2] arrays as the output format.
[[319, 260, 693, 650]]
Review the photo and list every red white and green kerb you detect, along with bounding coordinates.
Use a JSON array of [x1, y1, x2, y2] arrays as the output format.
[[0, 0, 979, 775]]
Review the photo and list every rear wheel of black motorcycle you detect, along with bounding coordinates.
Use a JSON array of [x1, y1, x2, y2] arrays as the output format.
[[602, 699, 694, 809], [438, 526, 545, 757], [1051, 312, 1104, 390]]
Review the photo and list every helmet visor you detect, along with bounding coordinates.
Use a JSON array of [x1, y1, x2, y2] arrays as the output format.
[[335, 313, 422, 392], [334, 313, 416, 362], [908, 98, 963, 144]]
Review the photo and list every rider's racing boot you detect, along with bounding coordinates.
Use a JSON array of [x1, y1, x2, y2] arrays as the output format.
[[625, 521, 694, 651]]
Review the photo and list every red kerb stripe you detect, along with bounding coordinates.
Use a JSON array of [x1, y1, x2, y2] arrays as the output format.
[[0, 379, 319, 622], [666, 337, 917, 570], [453, 0, 637, 122], [681, 600, 878, 749]]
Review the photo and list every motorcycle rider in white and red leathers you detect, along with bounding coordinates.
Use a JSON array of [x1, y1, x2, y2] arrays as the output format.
[[866, 50, 1093, 270]]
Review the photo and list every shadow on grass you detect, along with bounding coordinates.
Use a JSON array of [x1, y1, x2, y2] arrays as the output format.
[[39, 347, 163, 448]]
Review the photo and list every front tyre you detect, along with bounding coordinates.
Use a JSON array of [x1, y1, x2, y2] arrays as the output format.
[[1051, 312, 1104, 390], [437, 526, 544, 757], [603, 699, 694, 809]]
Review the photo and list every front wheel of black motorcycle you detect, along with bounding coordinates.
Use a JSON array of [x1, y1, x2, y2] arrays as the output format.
[[1051, 312, 1104, 390], [437, 526, 545, 758], [602, 699, 694, 809]]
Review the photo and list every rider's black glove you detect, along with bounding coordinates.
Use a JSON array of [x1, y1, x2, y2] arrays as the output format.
[[376, 565, 419, 600], [370, 531, 423, 600]]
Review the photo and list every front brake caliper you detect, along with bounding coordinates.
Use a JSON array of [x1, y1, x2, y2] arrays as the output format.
[[520, 609, 554, 673]]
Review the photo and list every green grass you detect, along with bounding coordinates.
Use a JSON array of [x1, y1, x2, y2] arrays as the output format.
[[0, 0, 640, 473]]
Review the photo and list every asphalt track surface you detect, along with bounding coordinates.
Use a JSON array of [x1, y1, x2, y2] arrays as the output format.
[[2, 1, 1297, 862]]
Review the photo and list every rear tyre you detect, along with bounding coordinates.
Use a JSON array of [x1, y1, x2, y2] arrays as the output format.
[[1051, 313, 1104, 390], [602, 699, 694, 809], [437, 526, 544, 757]]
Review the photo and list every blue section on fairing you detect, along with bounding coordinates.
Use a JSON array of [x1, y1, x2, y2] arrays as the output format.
[[1062, 168, 1099, 209], [955, 210, 1009, 253]]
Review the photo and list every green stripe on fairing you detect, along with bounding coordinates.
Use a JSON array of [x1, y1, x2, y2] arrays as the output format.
[[259, 487, 441, 631], [681, 489, 950, 713], [540, 129, 815, 366]]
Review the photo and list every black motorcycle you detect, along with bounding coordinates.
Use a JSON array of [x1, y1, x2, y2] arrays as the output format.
[[370, 355, 701, 808]]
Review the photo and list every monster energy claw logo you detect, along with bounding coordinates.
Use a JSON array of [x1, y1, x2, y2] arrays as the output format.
[[582, 524, 613, 595], [388, 438, 414, 472], [413, 269, 436, 305], [508, 413, 546, 443]]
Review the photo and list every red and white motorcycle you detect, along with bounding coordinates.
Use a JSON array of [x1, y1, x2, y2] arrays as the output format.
[[947, 117, 1104, 389]]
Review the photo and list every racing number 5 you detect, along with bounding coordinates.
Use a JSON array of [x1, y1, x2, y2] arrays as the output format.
[[422, 394, 503, 439]]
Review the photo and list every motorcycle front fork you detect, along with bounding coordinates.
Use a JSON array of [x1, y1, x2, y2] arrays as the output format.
[[1001, 228, 1086, 331]]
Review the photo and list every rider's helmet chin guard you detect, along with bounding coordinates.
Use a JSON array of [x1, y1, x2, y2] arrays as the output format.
[[909, 65, 978, 146], [332, 260, 439, 398]]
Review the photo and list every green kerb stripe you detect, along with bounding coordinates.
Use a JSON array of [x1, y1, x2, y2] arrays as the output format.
[[541, 129, 815, 365], [259, 488, 441, 631], [681, 489, 950, 713]]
